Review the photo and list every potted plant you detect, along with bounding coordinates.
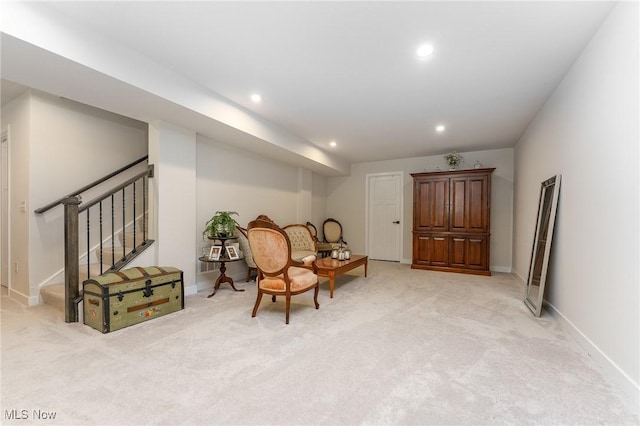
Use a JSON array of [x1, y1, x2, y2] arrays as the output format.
[[203, 211, 239, 239], [444, 151, 463, 170]]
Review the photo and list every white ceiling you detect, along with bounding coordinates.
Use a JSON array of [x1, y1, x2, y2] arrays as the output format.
[[1, 1, 614, 168]]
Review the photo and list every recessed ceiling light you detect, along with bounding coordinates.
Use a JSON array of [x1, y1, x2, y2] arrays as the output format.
[[250, 93, 262, 103], [416, 44, 434, 59], [329, 140, 337, 147], [436, 125, 446, 133]]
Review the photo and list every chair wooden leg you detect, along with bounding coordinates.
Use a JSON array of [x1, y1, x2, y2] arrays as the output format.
[[313, 282, 319, 309], [252, 289, 264, 318], [285, 294, 291, 324], [272, 295, 276, 303]]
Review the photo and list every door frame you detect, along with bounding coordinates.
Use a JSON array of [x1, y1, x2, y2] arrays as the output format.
[[1, 129, 10, 290], [365, 171, 403, 262]]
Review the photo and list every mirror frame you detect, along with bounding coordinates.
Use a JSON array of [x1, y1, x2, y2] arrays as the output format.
[[524, 174, 561, 317]]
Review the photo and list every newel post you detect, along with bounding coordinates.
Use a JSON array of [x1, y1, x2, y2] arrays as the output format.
[[62, 196, 81, 323]]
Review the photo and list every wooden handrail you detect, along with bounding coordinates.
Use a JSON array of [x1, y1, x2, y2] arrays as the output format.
[[34, 156, 148, 214], [79, 165, 153, 213]]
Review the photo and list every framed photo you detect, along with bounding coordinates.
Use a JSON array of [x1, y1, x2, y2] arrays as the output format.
[[209, 245, 222, 260], [225, 245, 240, 260]]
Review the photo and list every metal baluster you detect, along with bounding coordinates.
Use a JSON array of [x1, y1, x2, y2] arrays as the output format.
[[99, 201, 103, 275], [86, 208, 90, 281], [111, 194, 115, 267], [122, 187, 126, 260], [132, 180, 137, 252]]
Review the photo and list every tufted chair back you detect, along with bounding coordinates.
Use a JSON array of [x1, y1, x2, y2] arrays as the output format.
[[283, 224, 317, 263], [247, 216, 319, 324]]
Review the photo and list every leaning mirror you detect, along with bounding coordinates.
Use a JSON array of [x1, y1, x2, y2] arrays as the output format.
[[524, 175, 561, 317]]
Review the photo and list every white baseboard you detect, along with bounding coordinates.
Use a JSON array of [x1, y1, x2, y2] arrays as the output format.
[[512, 271, 526, 286], [9, 288, 40, 306], [513, 270, 638, 412], [184, 283, 199, 296], [545, 301, 640, 414]]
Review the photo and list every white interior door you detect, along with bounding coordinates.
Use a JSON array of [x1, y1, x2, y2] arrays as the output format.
[[1, 132, 8, 288], [367, 173, 402, 261]]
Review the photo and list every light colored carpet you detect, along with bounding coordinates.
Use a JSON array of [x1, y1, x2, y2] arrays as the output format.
[[1, 261, 637, 425]]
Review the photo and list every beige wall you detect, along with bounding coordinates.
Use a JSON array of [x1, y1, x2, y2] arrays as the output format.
[[149, 121, 197, 292], [513, 2, 638, 408], [309, 172, 327, 235], [29, 93, 147, 294], [326, 148, 514, 271], [195, 134, 327, 289], [1, 91, 148, 303]]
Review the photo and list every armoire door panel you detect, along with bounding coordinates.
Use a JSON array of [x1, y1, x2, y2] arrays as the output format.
[[450, 178, 467, 231], [414, 182, 430, 229], [413, 235, 432, 265], [450, 237, 466, 267], [467, 237, 488, 269], [468, 177, 488, 232], [431, 236, 449, 266], [414, 178, 448, 231], [431, 180, 449, 230]]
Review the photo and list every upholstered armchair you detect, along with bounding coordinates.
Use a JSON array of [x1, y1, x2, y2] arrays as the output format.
[[283, 224, 317, 264], [247, 216, 320, 324], [235, 226, 257, 282], [322, 218, 348, 250]]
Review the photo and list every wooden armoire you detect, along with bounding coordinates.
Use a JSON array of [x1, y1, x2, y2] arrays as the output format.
[[411, 168, 495, 276]]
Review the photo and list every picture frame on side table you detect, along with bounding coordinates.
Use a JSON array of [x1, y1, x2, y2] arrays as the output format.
[[209, 246, 222, 260], [226, 246, 240, 260]]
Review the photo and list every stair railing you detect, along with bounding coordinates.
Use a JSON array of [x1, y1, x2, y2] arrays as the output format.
[[35, 156, 154, 322], [35, 156, 149, 214]]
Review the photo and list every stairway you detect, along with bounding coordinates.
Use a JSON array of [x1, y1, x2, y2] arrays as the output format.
[[34, 158, 153, 321], [40, 224, 151, 314], [40, 263, 111, 312]]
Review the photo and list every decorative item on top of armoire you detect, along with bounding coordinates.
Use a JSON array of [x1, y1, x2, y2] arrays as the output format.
[[411, 168, 495, 276], [444, 151, 463, 170]]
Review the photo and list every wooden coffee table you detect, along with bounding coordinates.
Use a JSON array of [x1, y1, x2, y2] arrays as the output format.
[[315, 255, 368, 298]]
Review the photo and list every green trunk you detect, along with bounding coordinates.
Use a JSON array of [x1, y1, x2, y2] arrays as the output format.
[[83, 266, 184, 333]]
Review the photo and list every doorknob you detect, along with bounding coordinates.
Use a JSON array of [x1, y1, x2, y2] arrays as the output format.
[[392, 220, 400, 224]]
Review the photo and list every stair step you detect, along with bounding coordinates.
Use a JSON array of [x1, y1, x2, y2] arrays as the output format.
[[40, 284, 66, 312], [80, 263, 112, 279], [97, 247, 125, 264], [119, 231, 147, 248], [41, 263, 111, 313]]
